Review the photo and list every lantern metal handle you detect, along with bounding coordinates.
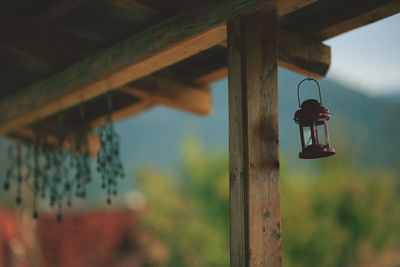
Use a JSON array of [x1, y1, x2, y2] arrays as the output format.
[[297, 78, 323, 107]]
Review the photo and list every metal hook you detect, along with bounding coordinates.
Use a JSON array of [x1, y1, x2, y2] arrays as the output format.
[[297, 78, 323, 107]]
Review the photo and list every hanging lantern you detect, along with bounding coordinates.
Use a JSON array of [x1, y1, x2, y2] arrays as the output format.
[[294, 78, 335, 159]]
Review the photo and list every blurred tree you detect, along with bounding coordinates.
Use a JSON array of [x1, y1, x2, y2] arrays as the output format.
[[137, 136, 400, 267], [137, 136, 229, 267], [282, 165, 400, 267]]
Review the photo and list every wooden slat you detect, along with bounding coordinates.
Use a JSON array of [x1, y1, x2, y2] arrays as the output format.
[[120, 76, 212, 116], [228, 6, 282, 267], [0, 0, 277, 134]]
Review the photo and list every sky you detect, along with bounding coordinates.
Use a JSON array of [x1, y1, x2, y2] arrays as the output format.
[[325, 13, 400, 95]]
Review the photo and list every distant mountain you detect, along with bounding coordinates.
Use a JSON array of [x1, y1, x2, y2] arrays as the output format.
[[380, 91, 400, 102], [1, 68, 399, 205], [113, 68, 400, 175]]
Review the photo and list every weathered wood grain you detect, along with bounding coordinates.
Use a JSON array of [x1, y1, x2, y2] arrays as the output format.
[[228, 18, 248, 267], [228, 6, 282, 267]]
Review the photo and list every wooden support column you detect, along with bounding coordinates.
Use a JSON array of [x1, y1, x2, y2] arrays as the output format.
[[228, 5, 281, 267]]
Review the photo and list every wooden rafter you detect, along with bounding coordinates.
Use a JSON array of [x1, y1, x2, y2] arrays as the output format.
[[278, 29, 330, 78], [277, 0, 316, 16], [194, 28, 331, 85], [120, 76, 212, 116], [90, 99, 155, 128], [316, 0, 400, 40], [283, 0, 400, 40]]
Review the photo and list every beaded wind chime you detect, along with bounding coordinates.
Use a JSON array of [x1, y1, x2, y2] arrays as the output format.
[[2, 96, 124, 222]]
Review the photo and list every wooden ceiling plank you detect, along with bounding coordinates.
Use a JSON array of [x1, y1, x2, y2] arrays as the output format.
[[120, 75, 212, 116], [105, 0, 162, 20], [33, 0, 92, 23], [277, 0, 316, 16], [316, 0, 400, 40], [0, 18, 97, 69], [0, 0, 277, 134], [33, 0, 162, 23]]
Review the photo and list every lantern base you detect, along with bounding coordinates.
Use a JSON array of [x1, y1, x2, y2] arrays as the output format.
[[299, 144, 335, 159]]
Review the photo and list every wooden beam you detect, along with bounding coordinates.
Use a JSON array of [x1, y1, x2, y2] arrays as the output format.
[[278, 0, 316, 16], [228, 6, 282, 267], [120, 76, 212, 116], [137, 0, 316, 16], [0, 0, 277, 134], [195, 67, 228, 85], [278, 29, 330, 78], [196, 28, 330, 85], [283, 0, 400, 41], [315, 0, 400, 40], [90, 99, 155, 127]]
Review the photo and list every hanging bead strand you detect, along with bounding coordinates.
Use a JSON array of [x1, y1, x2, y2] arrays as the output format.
[[97, 92, 124, 204]]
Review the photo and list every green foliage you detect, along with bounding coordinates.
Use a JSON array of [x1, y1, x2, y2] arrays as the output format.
[[137, 137, 400, 267], [137, 136, 229, 267], [282, 167, 400, 267]]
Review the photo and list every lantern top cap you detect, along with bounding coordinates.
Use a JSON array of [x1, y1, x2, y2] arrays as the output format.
[[297, 78, 322, 107]]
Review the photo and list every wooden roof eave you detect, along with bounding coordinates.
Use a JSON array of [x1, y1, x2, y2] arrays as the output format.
[[0, 0, 320, 135]]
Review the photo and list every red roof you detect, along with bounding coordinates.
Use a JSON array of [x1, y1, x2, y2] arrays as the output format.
[[0, 209, 26, 267], [36, 209, 143, 267]]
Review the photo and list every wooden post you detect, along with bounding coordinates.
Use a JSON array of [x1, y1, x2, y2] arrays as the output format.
[[228, 4, 282, 267]]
